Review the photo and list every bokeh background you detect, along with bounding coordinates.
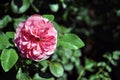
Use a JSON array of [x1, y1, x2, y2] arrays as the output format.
[[0, 0, 120, 80]]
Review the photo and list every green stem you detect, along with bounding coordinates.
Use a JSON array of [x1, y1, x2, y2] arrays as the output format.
[[96, 67, 104, 75], [31, 3, 39, 13], [77, 67, 86, 80]]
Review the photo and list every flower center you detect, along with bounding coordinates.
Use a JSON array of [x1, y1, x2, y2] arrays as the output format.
[[36, 37, 44, 42], [36, 37, 41, 41]]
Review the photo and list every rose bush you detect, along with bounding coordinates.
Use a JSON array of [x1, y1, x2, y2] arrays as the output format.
[[14, 14, 57, 61], [2, 0, 119, 80]]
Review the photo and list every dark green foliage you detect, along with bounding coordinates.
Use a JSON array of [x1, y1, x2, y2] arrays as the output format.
[[0, 0, 120, 80]]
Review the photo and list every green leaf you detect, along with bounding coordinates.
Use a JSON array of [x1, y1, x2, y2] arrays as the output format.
[[0, 15, 12, 29], [113, 51, 120, 60], [57, 73, 67, 80], [105, 65, 112, 72], [53, 22, 61, 33], [49, 62, 64, 77], [0, 33, 11, 50], [85, 58, 96, 71], [39, 60, 48, 72], [11, 0, 33, 14], [61, 57, 69, 64], [58, 48, 72, 59], [74, 58, 80, 67], [64, 63, 74, 71], [1, 49, 18, 72], [16, 68, 30, 80], [19, 0, 33, 13], [43, 14, 54, 22], [11, 0, 18, 14], [33, 73, 55, 80], [26, 60, 32, 65], [49, 4, 59, 12], [6, 32, 15, 39], [97, 62, 106, 67], [73, 50, 81, 57], [103, 53, 117, 65], [117, 10, 120, 16], [33, 73, 41, 80], [58, 34, 85, 50], [53, 22, 71, 34], [13, 17, 26, 29]]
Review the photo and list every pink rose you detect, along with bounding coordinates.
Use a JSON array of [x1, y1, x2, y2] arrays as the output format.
[[14, 14, 57, 61]]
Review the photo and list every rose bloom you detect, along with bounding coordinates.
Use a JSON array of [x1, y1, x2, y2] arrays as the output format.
[[14, 14, 57, 61]]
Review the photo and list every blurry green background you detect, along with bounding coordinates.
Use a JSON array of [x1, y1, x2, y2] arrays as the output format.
[[0, 0, 120, 80]]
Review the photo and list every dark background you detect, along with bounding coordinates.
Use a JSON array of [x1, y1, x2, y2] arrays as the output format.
[[0, 0, 120, 80]]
